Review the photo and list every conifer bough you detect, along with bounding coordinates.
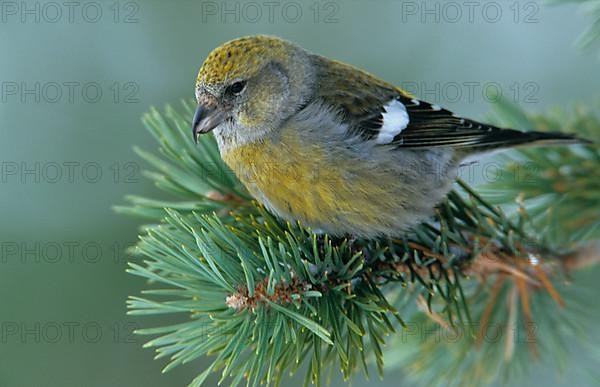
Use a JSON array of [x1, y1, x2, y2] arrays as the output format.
[[116, 99, 600, 387]]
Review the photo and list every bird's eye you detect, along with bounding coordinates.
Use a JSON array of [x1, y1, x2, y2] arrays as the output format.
[[227, 81, 246, 95]]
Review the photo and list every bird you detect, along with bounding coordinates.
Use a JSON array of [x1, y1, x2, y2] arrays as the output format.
[[192, 35, 583, 238]]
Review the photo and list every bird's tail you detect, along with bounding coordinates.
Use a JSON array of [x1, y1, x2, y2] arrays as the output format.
[[518, 130, 590, 145], [468, 127, 591, 151]]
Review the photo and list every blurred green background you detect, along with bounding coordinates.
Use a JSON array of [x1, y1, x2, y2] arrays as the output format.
[[1, 0, 599, 386]]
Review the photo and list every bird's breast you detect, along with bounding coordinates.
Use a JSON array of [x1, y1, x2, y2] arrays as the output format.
[[221, 130, 349, 225], [219, 127, 451, 237]]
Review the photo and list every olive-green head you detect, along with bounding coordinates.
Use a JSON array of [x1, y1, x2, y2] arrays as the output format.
[[192, 35, 315, 149]]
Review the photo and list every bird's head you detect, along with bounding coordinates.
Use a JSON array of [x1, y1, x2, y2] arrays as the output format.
[[192, 35, 315, 149]]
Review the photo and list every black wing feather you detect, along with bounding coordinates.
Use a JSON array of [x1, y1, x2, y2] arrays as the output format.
[[343, 95, 580, 150]]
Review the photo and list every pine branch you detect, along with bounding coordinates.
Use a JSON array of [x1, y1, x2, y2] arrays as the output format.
[[118, 100, 599, 386]]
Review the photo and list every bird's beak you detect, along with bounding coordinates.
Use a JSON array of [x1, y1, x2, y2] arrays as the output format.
[[192, 104, 227, 143]]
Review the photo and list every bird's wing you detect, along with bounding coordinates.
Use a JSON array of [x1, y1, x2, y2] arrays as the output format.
[[313, 57, 577, 150], [354, 95, 516, 149]]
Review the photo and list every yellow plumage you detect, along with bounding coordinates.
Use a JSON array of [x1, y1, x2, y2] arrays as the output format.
[[222, 124, 441, 236]]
